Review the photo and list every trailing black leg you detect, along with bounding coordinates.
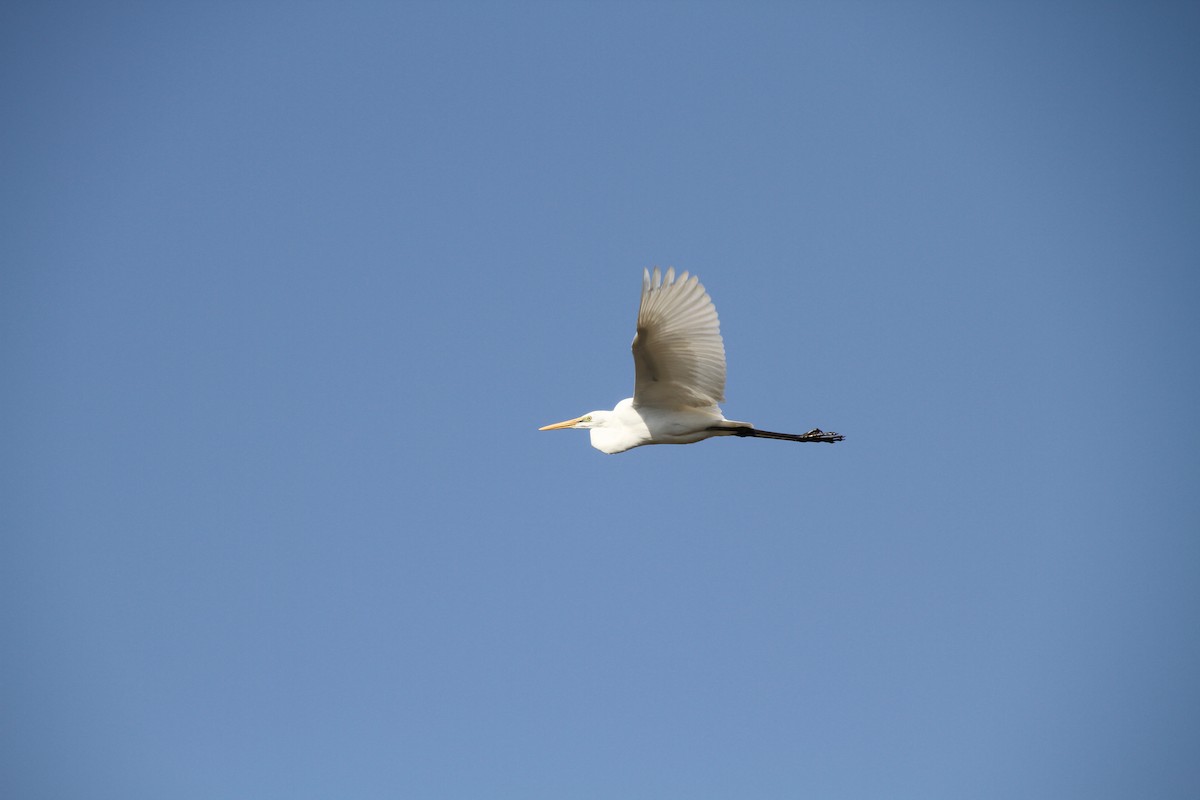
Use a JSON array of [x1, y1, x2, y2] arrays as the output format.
[[712, 425, 845, 443]]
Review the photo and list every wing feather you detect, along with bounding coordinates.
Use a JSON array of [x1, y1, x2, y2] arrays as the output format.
[[631, 267, 727, 409]]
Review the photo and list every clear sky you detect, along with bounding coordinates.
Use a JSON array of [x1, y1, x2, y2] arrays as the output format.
[[3, 2, 1199, 798]]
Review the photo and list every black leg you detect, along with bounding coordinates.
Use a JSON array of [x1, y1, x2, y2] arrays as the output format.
[[709, 425, 845, 443]]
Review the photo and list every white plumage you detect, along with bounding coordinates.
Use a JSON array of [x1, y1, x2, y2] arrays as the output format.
[[633, 267, 726, 409], [540, 268, 844, 454]]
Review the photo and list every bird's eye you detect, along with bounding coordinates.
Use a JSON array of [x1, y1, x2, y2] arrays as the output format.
[[582, 415, 591, 422]]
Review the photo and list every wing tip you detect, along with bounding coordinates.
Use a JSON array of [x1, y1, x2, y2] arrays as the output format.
[[646, 265, 696, 292]]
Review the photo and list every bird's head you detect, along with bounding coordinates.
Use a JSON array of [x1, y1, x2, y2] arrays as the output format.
[[538, 411, 607, 431]]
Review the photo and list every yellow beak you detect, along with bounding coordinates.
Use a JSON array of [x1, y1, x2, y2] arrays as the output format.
[[539, 416, 586, 431]]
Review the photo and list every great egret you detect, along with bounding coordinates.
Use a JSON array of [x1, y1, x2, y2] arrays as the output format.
[[540, 267, 844, 454]]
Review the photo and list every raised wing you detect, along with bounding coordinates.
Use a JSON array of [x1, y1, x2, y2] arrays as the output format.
[[632, 267, 727, 410]]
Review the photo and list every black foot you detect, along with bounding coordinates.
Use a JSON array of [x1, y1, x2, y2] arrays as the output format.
[[803, 428, 845, 443]]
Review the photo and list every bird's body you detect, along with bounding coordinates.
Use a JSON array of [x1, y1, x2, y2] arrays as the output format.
[[540, 268, 843, 454], [578, 398, 735, 455]]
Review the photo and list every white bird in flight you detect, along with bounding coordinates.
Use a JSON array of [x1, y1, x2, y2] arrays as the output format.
[[540, 267, 845, 454]]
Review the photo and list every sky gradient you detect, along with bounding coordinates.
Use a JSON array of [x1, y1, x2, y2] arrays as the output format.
[[3, 3, 1199, 798]]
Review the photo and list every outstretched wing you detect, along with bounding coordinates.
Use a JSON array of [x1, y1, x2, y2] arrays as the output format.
[[631, 267, 727, 410]]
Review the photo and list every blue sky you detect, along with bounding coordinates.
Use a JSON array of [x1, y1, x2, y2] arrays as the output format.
[[3, 2, 1198, 798]]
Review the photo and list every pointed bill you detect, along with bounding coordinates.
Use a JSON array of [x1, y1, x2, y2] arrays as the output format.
[[539, 416, 586, 431]]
